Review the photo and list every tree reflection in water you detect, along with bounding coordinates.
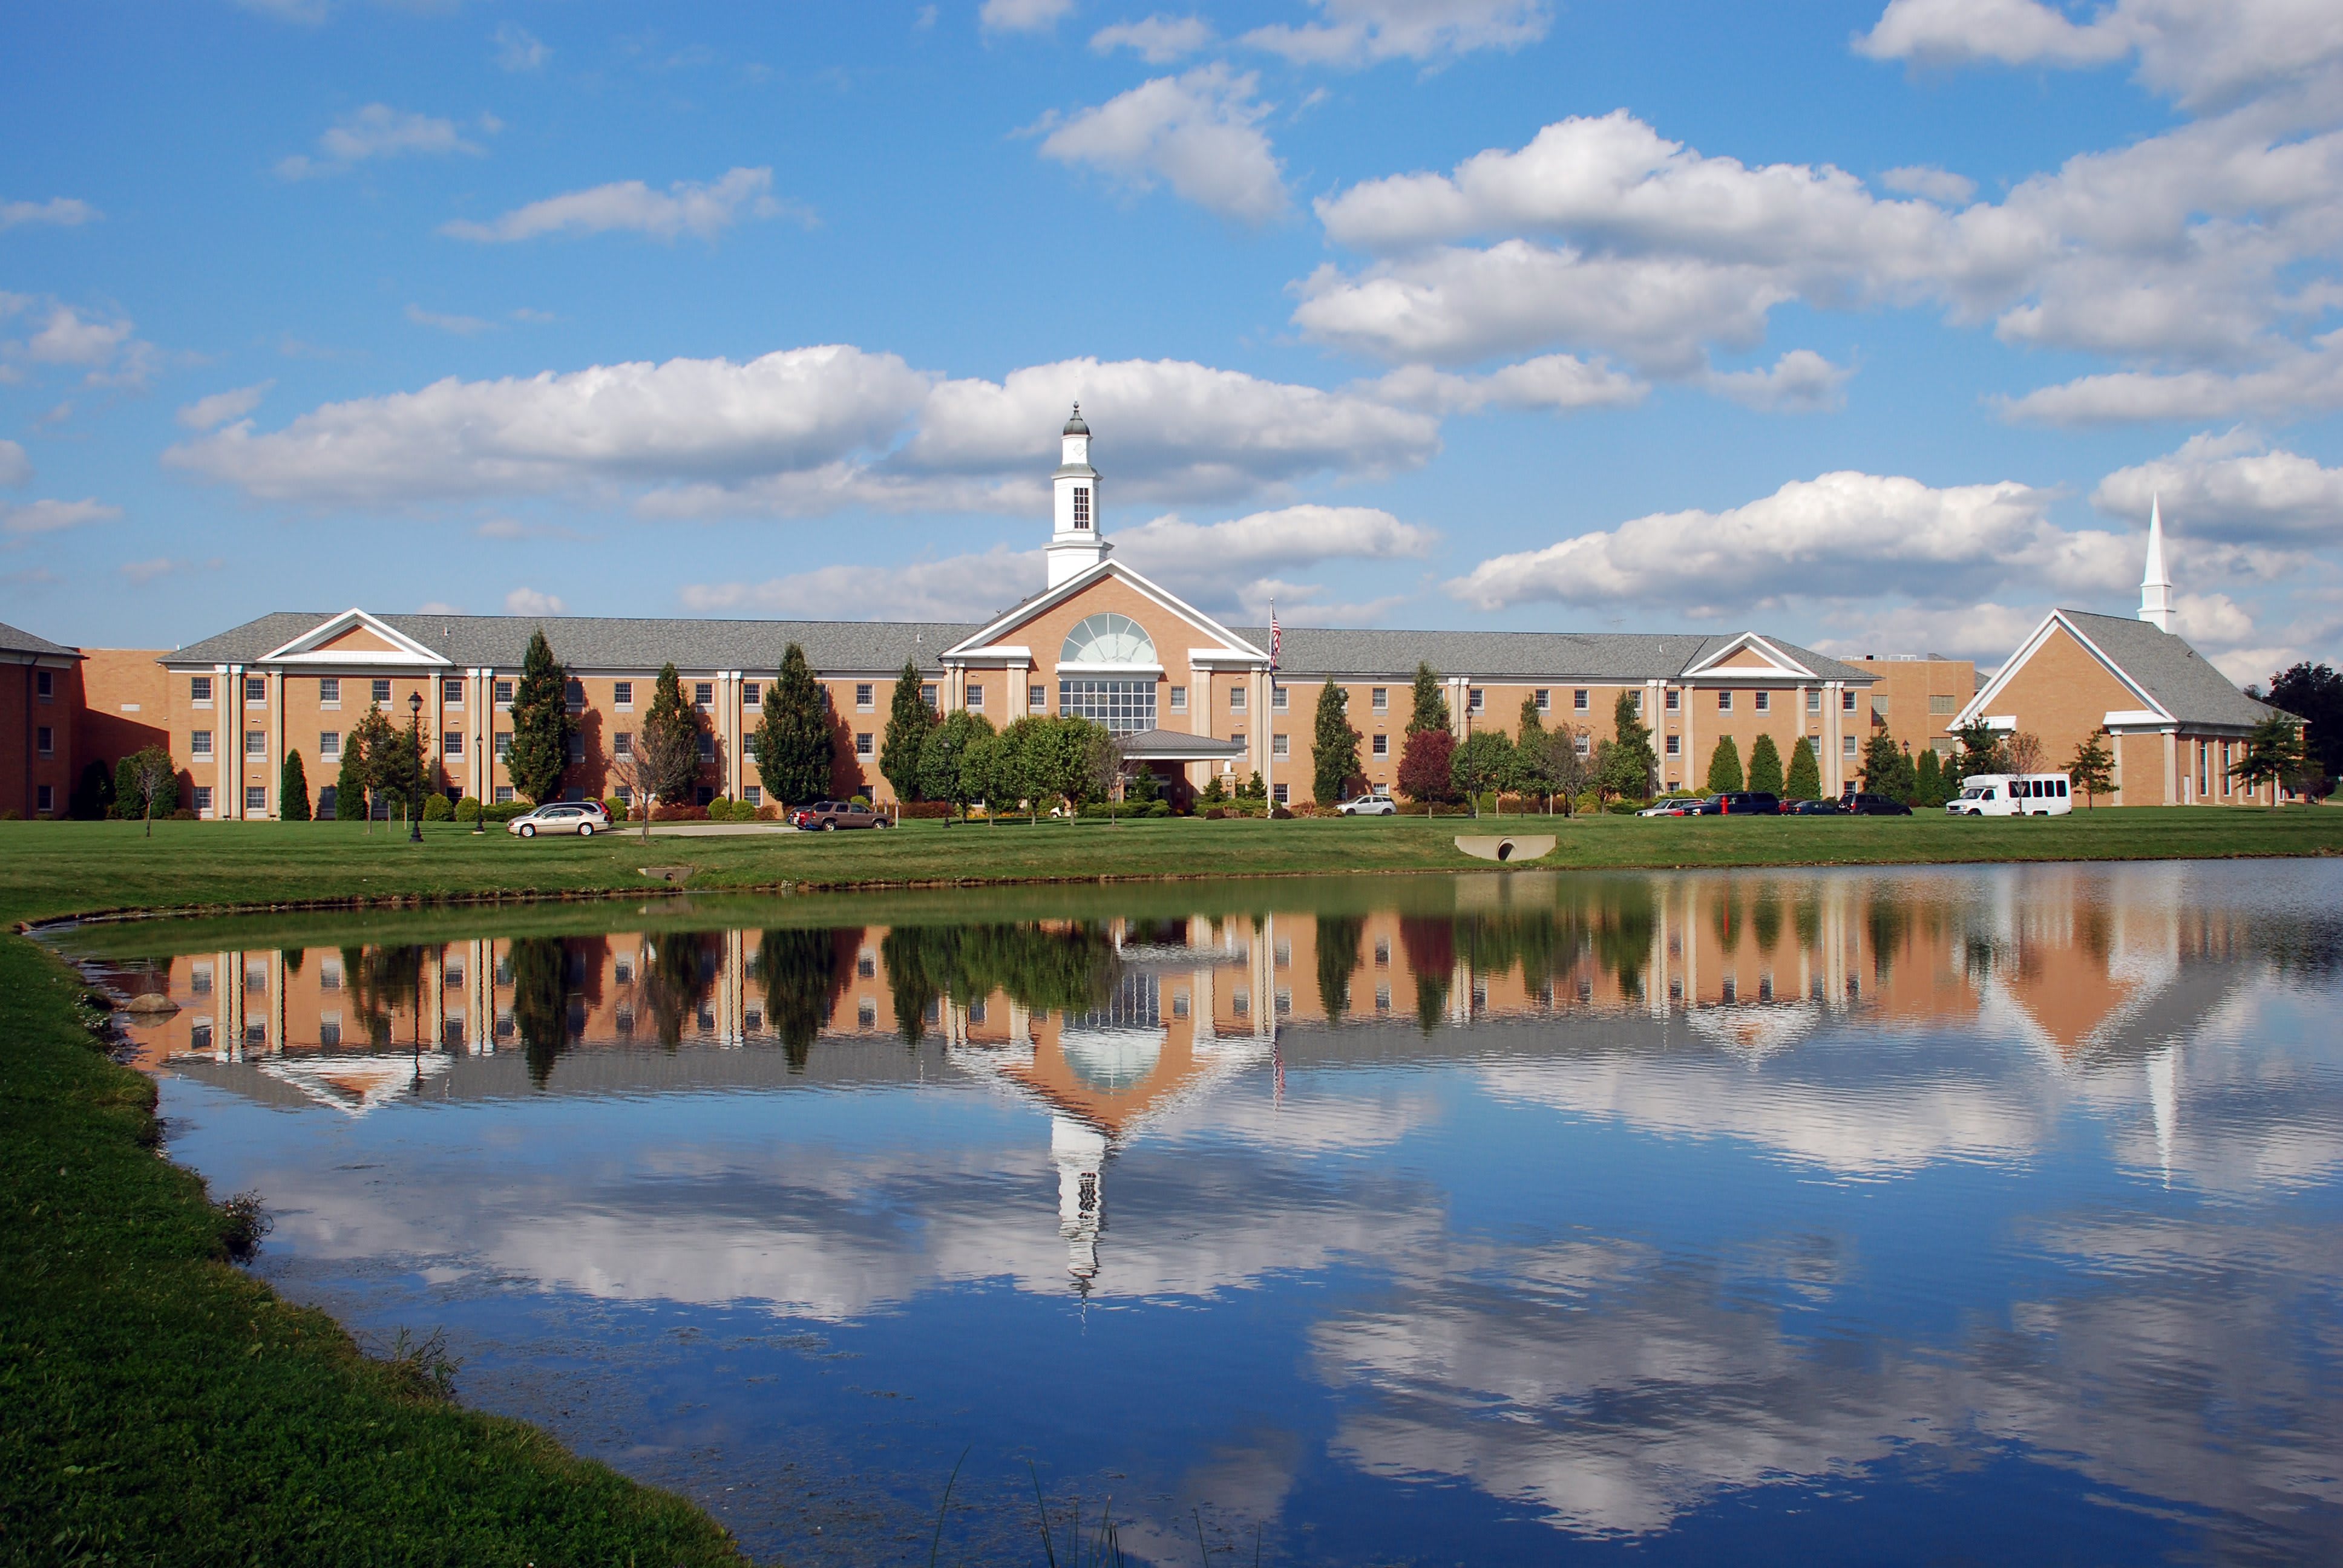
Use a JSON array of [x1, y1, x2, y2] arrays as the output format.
[[506, 936, 568, 1086], [641, 932, 719, 1051], [1317, 915, 1364, 1019], [758, 927, 856, 1071], [882, 923, 1122, 1047]]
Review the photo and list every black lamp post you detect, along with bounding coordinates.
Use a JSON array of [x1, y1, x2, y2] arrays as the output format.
[[407, 690, 425, 842]]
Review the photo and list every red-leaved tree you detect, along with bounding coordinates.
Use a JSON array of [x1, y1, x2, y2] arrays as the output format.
[[1398, 727, 1458, 806]]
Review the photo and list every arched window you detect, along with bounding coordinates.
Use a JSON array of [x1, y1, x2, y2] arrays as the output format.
[[1061, 613, 1156, 666]]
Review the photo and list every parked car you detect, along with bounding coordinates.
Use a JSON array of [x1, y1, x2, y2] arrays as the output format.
[[1335, 790, 1396, 816], [791, 800, 890, 831], [1783, 797, 1846, 815], [1638, 797, 1706, 817], [1947, 773, 2074, 817], [506, 801, 610, 838], [1841, 791, 1914, 816], [1712, 791, 1782, 815]]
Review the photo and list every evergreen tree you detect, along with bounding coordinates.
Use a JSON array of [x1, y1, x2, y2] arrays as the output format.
[[280, 750, 312, 822], [344, 702, 398, 828], [1607, 691, 1657, 801], [335, 714, 370, 823], [2229, 714, 2305, 795], [1951, 718, 2005, 780], [70, 757, 114, 820], [639, 664, 703, 817], [506, 629, 573, 806], [753, 642, 833, 808], [1705, 736, 1745, 793], [1312, 678, 1362, 804], [1746, 733, 1784, 795], [1407, 662, 1449, 733], [1509, 698, 1556, 809], [2068, 730, 2118, 808], [1784, 736, 1821, 800], [879, 659, 938, 802], [1913, 746, 1944, 806]]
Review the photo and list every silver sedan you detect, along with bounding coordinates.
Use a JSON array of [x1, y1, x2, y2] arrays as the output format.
[[507, 802, 611, 838]]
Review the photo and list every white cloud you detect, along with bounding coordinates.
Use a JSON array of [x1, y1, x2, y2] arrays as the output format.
[[1232, 577, 1409, 625], [1115, 503, 1437, 578], [0, 440, 28, 487], [276, 104, 485, 180], [440, 167, 800, 244], [1358, 353, 1648, 414], [1090, 13, 1216, 61], [2092, 429, 2343, 543], [492, 22, 548, 71], [405, 303, 497, 336], [1855, 0, 2129, 71], [415, 600, 465, 615], [1878, 164, 1976, 203], [476, 517, 593, 541], [2004, 333, 2343, 423], [175, 382, 273, 431], [1702, 349, 1855, 413], [1036, 66, 1289, 224], [0, 302, 158, 390], [504, 586, 566, 615], [1, 498, 122, 540], [1809, 601, 2055, 664], [0, 197, 100, 231], [981, 0, 1076, 33], [682, 546, 1040, 621], [1240, 0, 1550, 67], [119, 557, 222, 584], [1446, 471, 2135, 614]]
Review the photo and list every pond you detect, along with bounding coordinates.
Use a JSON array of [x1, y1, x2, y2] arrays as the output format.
[[68, 863, 2343, 1566]]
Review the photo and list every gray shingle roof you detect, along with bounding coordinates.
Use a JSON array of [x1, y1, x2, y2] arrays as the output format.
[[165, 612, 980, 675], [1235, 626, 1873, 684], [2060, 610, 2279, 729], [0, 618, 80, 660]]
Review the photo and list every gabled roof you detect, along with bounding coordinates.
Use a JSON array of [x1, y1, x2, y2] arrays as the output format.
[[0, 617, 81, 661], [1961, 609, 2278, 732], [942, 559, 1265, 664], [1236, 626, 1870, 684], [261, 608, 447, 666], [163, 612, 978, 675]]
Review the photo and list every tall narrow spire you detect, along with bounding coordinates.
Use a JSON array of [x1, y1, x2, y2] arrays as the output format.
[[2139, 494, 2174, 633]]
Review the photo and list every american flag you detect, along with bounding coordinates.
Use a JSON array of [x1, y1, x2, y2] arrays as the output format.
[[1270, 605, 1280, 671]]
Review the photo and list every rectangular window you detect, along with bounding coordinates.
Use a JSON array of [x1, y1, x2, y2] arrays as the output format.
[[494, 785, 514, 803], [571, 735, 589, 765], [36, 726, 53, 757], [1806, 689, 1821, 713], [191, 729, 213, 757], [245, 730, 266, 757], [1060, 679, 1156, 733], [1841, 690, 1857, 712], [1169, 685, 1187, 713], [1372, 734, 1388, 757], [1272, 734, 1289, 759], [966, 684, 984, 710], [1666, 688, 1681, 712], [1872, 694, 1890, 717], [362, 678, 386, 704], [1229, 731, 1245, 749], [743, 785, 762, 807], [855, 682, 874, 710], [246, 676, 266, 704], [494, 733, 513, 759], [1929, 694, 1956, 716], [1754, 691, 1770, 713], [191, 675, 212, 706], [442, 678, 464, 705], [1273, 686, 1289, 713], [442, 732, 464, 757], [1072, 486, 1090, 529], [1666, 735, 1680, 757], [615, 731, 633, 757], [1843, 734, 1858, 759], [1229, 686, 1247, 713], [1273, 783, 1289, 805], [36, 783, 53, 814], [1535, 688, 1551, 712], [319, 731, 339, 758], [614, 680, 634, 708], [692, 733, 712, 762], [1573, 688, 1590, 711], [319, 676, 340, 707], [1372, 688, 1388, 713], [1717, 690, 1734, 712], [741, 681, 760, 708], [494, 679, 514, 706], [1029, 684, 1047, 714], [245, 786, 267, 815], [572, 681, 591, 711], [612, 785, 633, 806], [920, 682, 938, 710], [856, 731, 873, 757], [1575, 733, 1592, 756], [192, 785, 212, 815], [36, 669, 53, 701]]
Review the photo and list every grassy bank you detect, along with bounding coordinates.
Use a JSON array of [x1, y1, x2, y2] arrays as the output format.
[[0, 935, 748, 1567], [5, 806, 2339, 930]]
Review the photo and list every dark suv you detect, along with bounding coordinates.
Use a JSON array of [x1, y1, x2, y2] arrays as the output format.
[[1841, 791, 1913, 816], [1712, 791, 1781, 815]]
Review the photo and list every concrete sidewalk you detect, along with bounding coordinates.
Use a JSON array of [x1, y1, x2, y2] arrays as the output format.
[[639, 822, 802, 838]]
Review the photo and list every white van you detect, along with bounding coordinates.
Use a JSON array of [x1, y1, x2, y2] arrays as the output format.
[[1948, 773, 2073, 817]]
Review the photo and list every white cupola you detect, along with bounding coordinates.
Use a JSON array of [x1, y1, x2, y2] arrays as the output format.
[[1047, 403, 1110, 589], [2139, 494, 2175, 633]]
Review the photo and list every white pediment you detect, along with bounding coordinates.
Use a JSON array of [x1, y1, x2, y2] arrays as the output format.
[[260, 608, 450, 667], [941, 560, 1266, 666], [1679, 633, 1818, 681]]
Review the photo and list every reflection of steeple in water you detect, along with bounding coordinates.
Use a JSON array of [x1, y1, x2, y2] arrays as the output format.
[[2147, 1044, 2178, 1187], [1052, 1115, 1107, 1289]]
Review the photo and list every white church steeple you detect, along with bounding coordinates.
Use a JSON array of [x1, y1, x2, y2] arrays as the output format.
[[1047, 403, 1110, 589], [2139, 494, 2175, 633]]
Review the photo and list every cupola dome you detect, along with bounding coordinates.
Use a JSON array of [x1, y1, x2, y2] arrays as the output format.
[[1062, 403, 1090, 437]]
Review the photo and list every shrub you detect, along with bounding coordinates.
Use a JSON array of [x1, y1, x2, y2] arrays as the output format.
[[754, 802, 780, 820], [706, 798, 734, 822], [1270, 805, 1294, 820], [601, 797, 628, 823], [897, 800, 956, 819], [171, 807, 197, 821], [454, 795, 483, 823], [652, 802, 709, 822], [421, 794, 453, 822], [1204, 807, 1227, 820], [482, 800, 533, 823], [1604, 799, 1643, 814], [850, 794, 871, 809], [1076, 799, 1173, 819]]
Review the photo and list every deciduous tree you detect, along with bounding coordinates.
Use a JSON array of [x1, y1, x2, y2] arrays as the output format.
[[916, 709, 995, 822], [636, 664, 703, 826], [506, 628, 573, 806], [1397, 727, 1457, 807], [2067, 730, 2117, 808], [2229, 714, 2305, 796], [119, 746, 176, 837], [1450, 729, 1513, 817], [2264, 661, 2342, 780]]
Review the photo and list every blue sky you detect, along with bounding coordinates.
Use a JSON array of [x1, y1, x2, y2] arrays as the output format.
[[3, 0, 2339, 681]]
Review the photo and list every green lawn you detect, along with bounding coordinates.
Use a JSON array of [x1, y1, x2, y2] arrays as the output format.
[[2, 807, 2338, 930]]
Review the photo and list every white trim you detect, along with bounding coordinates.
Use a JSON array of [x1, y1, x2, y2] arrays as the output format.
[[258, 608, 449, 667], [1956, 610, 2168, 730], [940, 560, 1268, 664], [1055, 661, 1165, 676], [2102, 709, 2166, 728], [1680, 632, 1818, 681]]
